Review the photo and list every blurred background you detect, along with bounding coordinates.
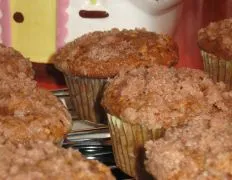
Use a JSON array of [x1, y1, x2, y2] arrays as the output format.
[[175, 0, 232, 69], [1, 0, 232, 89]]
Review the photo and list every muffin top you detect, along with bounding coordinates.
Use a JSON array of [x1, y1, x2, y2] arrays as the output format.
[[52, 28, 179, 78], [145, 111, 232, 180], [0, 44, 34, 79], [0, 141, 115, 180], [0, 70, 37, 97], [198, 18, 232, 60], [102, 65, 232, 129], [0, 48, 72, 144], [0, 85, 72, 144]]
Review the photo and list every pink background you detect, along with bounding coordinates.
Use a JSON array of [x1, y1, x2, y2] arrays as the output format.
[[175, 0, 232, 69]]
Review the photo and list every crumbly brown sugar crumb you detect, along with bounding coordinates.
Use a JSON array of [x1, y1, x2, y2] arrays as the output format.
[[198, 18, 232, 59], [145, 112, 232, 180], [102, 65, 232, 128], [52, 28, 179, 78], [0, 43, 72, 145], [0, 86, 72, 144], [0, 141, 115, 180], [0, 44, 34, 79]]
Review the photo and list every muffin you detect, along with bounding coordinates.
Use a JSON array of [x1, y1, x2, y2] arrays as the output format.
[[0, 43, 34, 79], [0, 141, 115, 180], [0, 82, 72, 145], [101, 64, 231, 177], [52, 28, 179, 123], [145, 110, 232, 180], [198, 18, 232, 89]]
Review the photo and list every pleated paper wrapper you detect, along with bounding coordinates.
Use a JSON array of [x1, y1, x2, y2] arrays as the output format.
[[64, 74, 107, 124], [201, 50, 232, 90], [107, 114, 165, 178]]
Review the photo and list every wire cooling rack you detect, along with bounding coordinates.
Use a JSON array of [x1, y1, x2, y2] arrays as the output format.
[[52, 89, 132, 180]]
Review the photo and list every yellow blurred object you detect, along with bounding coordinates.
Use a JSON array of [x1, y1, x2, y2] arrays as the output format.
[[90, 0, 97, 5], [10, 0, 56, 63]]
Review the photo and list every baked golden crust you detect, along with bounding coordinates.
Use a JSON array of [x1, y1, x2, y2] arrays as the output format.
[[0, 85, 72, 144], [102, 65, 231, 129], [198, 18, 232, 60], [0, 141, 115, 180], [52, 28, 179, 78], [0, 44, 34, 79], [145, 112, 232, 180]]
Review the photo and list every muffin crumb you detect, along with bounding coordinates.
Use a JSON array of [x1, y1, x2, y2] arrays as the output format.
[[102, 65, 232, 128], [198, 18, 232, 60], [0, 141, 115, 180], [52, 29, 179, 78]]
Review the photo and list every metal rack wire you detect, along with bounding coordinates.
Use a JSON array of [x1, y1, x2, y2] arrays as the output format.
[[52, 89, 132, 180]]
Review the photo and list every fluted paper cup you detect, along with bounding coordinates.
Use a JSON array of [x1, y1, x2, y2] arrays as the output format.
[[201, 50, 232, 90], [64, 74, 107, 124], [107, 114, 164, 178]]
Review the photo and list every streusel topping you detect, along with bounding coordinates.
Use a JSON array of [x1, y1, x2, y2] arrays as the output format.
[[145, 112, 232, 180], [0, 141, 115, 180], [0, 44, 34, 79], [198, 18, 232, 59], [102, 65, 232, 128], [52, 28, 179, 78], [0, 87, 72, 144]]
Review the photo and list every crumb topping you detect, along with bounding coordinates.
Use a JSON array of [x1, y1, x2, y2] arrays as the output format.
[[0, 85, 72, 144], [198, 18, 232, 59], [0, 141, 115, 180], [0, 43, 73, 146], [0, 44, 34, 79], [52, 28, 179, 78], [145, 112, 232, 180], [0, 44, 72, 145], [102, 65, 232, 128]]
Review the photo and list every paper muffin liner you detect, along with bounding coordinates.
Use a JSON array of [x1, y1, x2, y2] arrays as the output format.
[[107, 114, 165, 178], [64, 74, 107, 124], [201, 50, 232, 90]]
